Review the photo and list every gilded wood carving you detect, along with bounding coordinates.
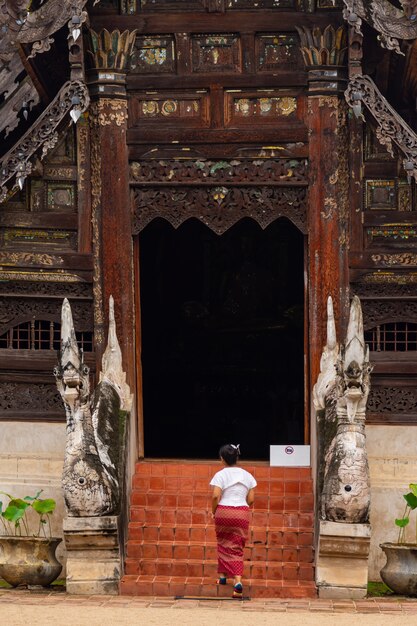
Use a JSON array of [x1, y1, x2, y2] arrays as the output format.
[[132, 185, 307, 235], [0, 81, 89, 202]]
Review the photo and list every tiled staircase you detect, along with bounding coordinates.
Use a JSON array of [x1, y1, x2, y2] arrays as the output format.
[[120, 461, 316, 598]]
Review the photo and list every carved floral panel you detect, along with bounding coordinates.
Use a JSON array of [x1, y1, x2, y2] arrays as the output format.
[[354, 272, 417, 286], [0, 281, 92, 298], [316, 0, 343, 7], [1, 229, 77, 251], [256, 34, 303, 72], [362, 300, 417, 331], [0, 382, 64, 420], [132, 186, 307, 235], [226, 0, 295, 8], [370, 253, 417, 266], [0, 297, 93, 337], [225, 91, 298, 126], [131, 35, 176, 74], [130, 158, 308, 185], [191, 34, 241, 73], [352, 280, 417, 297], [368, 385, 417, 415], [138, 0, 206, 10], [44, 166, 78, 180], [129, 92, 210, 127], [399, 181, 413, 211]]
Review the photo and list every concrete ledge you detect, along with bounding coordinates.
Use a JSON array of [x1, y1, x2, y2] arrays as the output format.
[[63, 515, 121, 595], [320, 521, 371, 538], [316, 521, 371, 597], [318, 585, 368, 599]]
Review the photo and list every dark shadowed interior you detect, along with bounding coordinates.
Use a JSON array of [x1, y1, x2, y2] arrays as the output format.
[[139, 217, 305, 460]]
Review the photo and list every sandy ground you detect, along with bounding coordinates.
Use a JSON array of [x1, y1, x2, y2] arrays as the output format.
[[0, 603, 414, 626]]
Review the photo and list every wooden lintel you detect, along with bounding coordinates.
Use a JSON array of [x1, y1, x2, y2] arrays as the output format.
[[90, 11, 343, 35]]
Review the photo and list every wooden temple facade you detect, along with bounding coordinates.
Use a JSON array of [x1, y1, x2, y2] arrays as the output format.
[[1, 0, 417, 597]]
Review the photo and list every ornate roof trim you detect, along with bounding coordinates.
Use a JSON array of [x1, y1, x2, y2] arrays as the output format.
[[345, 74, 417, 181], [343, 0, 417, 54], [0, 0, 98, 59], [0, 80, 89, 202]]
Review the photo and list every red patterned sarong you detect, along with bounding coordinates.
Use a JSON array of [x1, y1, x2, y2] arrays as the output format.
[[214, 505, 250, 576]]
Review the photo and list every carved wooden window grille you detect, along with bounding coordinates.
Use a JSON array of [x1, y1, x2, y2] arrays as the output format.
[[365, 322, 417, 352], [0, 321, 93, 352]]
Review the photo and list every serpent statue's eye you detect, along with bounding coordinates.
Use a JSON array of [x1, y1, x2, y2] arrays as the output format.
[[344, 485, 352, 492], [78, 477, 86, 486]]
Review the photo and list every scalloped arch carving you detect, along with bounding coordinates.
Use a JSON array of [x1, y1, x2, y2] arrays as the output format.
[[362, 300, 417, 331], [0, 297, 93, 337], [132, 186, 307, 236]]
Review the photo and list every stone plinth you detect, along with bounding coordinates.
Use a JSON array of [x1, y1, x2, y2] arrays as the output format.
[[316, 520, 371, 599], [63, 516, 121, 595]]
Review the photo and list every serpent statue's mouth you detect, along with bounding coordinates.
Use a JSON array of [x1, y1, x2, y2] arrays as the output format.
[[346, 380, 362, 389], [63, 374, 80, 388]]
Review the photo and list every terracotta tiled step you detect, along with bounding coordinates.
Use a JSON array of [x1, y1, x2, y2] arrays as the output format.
[[129, 508, 314, 527], [123, 461, 316, 598], [125, 539, 314, 562], [120, 574, 317, 598], [132, 475, 313, 495], [130, 494, 314, 513], [123, 557, 314, 580], [125, 523, 313, 544], [134, 462, 312, 481]]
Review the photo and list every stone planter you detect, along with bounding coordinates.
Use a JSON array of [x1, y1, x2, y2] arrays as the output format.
[[0, 536, 62, 587], [380, 542, 417, 596]]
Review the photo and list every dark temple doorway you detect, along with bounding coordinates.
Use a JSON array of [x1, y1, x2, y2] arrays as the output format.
[[139, 217, 305, 460]]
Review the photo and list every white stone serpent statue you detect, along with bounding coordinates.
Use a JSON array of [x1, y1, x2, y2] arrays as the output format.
[[54, 296, 131, 517], [314, 295, 373, 524]]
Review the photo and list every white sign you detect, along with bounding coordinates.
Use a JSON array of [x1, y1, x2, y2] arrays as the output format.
[[270, 445, 311, 467]]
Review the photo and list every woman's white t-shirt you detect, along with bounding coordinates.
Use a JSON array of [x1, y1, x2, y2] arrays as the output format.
[[210, 467, 257, 507]]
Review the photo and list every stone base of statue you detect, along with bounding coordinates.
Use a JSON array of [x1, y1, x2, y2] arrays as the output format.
[[63, 516, 121, 595], [316, 520, 371, 599]]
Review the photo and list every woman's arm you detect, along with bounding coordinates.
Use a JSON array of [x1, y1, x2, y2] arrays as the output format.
[[212, 486, 222, 515], [246, 488, 255, 506]]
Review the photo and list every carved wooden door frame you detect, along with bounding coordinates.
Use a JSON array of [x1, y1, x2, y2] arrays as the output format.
[[130, 158, 309, 457]]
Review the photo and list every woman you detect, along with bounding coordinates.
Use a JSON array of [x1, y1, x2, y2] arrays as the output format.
[[210, 443, 256, 598]]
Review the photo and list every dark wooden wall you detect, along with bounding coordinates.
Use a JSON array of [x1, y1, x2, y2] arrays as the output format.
[[1, 0, 416, 428], [350, 119, 417, 425], [0, 125, 95, 422]]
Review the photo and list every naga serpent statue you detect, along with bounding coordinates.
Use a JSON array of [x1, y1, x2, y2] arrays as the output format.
[[54, 296, 131, 517], [314, 295, 372, 524]]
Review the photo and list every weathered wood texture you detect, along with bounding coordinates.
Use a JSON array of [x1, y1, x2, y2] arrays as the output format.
[[307, 95, 349, 388], [0, 118, 95, 422], [345, 26, 417, 424], [89, 97, 135, 385]]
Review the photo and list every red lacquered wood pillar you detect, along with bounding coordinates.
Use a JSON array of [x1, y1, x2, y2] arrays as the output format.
[[86, 29, 136, 386], [299, 26, 350, 389]]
